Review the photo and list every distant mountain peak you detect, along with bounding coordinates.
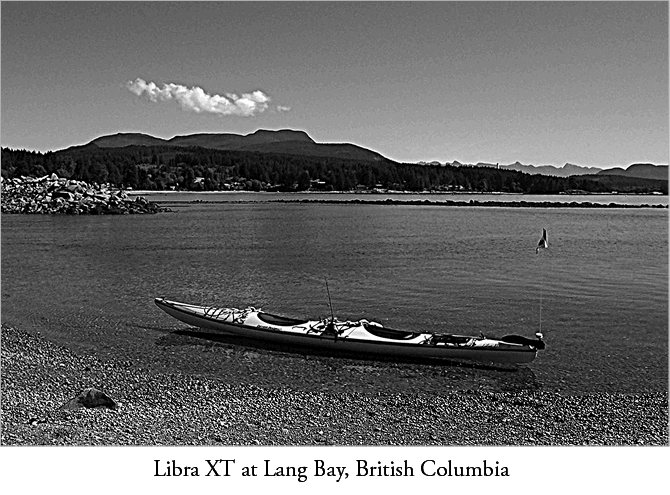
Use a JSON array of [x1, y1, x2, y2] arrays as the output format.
[[246, 129, 314, 142], [598, 163, 668, 180], [89, 133, 167, 148]]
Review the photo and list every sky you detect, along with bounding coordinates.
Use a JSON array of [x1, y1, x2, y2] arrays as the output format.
[[1, 1, 668, 168]]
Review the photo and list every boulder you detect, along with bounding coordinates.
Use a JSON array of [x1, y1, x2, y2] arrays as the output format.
[[60, 387, 118, 410]]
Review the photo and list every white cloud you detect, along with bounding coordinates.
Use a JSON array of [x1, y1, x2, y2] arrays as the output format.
[[277, 105, 292, 112], [125, 78, 270, 116]]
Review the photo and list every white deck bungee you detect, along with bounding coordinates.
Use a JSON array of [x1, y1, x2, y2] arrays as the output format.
[[155, 297, 543, 364]]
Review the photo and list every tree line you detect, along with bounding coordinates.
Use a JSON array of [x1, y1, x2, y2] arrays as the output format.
[[1, 145, 666, 194]]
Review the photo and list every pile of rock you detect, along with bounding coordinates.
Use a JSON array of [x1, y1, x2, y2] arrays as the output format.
[[1, 174, 166, 214]]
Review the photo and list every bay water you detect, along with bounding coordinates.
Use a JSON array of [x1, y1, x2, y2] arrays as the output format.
[[1, 195, 667, 394]]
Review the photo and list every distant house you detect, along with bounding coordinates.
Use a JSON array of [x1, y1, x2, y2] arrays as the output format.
[[310, 179, 327, 190]]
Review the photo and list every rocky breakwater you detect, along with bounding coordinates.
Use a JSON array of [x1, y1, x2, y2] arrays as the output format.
[[1, 175, 166, 214]]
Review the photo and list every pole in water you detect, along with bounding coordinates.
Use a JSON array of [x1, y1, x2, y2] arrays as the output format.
[[537, 272, 544, 340], [539, 288, 542, 334], [533, 228, 547, 340]]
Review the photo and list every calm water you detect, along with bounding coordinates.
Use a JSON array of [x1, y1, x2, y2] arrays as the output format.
[[1, 197, 667, 394]]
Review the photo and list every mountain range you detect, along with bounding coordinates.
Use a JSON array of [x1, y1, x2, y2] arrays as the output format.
[[419, 160, 668, 180], [81, 129, 388, 163], [77, 129, 667, 180]]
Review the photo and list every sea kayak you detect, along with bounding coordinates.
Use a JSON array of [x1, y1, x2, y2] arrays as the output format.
[[154, 298, 544, 364]]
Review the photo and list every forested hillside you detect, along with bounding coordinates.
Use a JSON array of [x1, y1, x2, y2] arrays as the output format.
[[1, 146, 667, 195]]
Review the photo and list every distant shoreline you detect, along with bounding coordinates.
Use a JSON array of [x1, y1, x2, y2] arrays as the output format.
[[127, 190, 668, 209], [127, 189, 667, 196]]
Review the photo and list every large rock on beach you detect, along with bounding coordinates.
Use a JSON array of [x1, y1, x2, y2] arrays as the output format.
[[0, 174, 166, 214], [60, 388, 117, 410]]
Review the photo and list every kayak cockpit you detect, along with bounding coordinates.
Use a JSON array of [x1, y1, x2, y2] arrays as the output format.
[[256, 312, 310, 326], [362, 322, 423, 340]]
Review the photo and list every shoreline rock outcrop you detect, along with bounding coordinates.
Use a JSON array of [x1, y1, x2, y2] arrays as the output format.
[[1, 174, 167, 214]]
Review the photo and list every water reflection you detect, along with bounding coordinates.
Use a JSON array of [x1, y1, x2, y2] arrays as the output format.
[[146, 325, 540, 394]]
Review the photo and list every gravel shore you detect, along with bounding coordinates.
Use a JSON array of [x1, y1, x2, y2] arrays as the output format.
[[1, 324, 667, 446]]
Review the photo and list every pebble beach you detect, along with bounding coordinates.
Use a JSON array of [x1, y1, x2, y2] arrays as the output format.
[[1, 323, 667, 446]]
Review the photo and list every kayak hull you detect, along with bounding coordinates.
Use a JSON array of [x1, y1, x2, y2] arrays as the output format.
[[154, 298, 539, 364]]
